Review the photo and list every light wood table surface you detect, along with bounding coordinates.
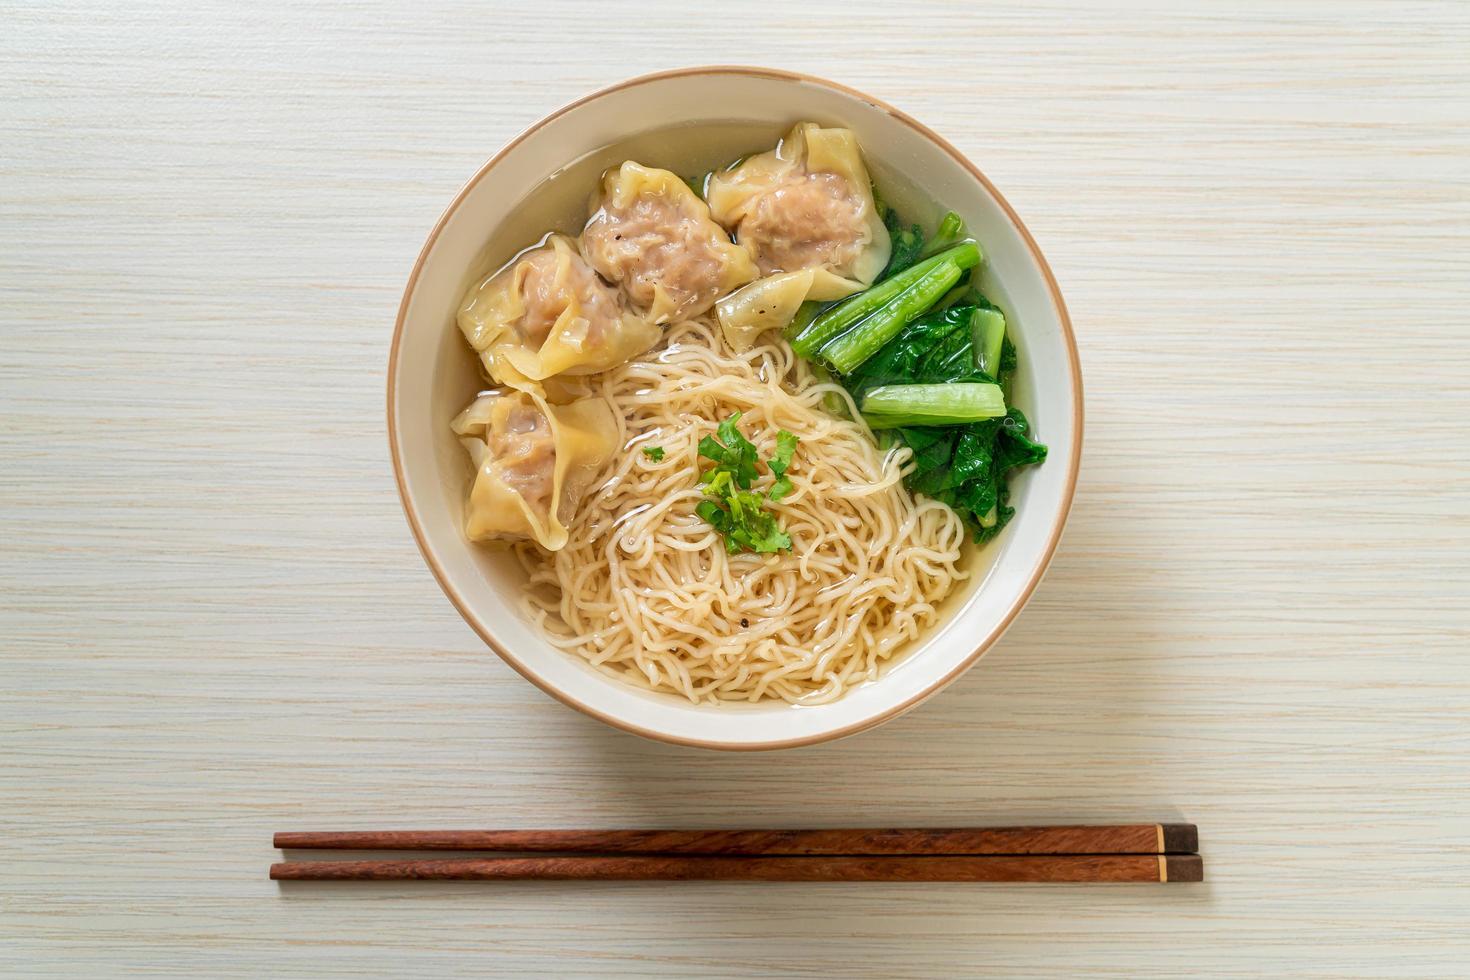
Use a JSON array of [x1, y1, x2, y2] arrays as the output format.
[[4, 2, 1468, 976]]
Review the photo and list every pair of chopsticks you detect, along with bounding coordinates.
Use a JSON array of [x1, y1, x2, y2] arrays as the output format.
[[271, 824, 1202, 883]]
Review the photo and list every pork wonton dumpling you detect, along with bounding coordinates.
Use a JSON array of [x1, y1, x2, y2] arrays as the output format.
[[706, 123, 891, 285], [451, 388, 617, 551], [580, 161, 758, 324], [458, 234, 660, 387]]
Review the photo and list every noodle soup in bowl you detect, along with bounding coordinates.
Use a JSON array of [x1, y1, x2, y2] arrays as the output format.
[[389, 67, 1082, 750]]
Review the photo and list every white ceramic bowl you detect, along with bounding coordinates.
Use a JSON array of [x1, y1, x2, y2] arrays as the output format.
[[388, 67, 1082, 750]]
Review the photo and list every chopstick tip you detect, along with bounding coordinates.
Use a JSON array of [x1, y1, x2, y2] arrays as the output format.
[[1164, 854, 1204, 883], [1160, 823, 1198, 854]]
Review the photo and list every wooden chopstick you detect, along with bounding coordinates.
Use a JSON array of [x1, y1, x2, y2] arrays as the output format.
[[270, 853, 1203, 883], [273, 824, 1197, 856]]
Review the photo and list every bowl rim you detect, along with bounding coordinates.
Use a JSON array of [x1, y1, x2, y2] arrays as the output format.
[[387, 65, 1084, 750]]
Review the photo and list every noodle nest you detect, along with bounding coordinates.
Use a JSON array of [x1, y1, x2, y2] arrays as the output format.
[[513, 318, 968, 705]]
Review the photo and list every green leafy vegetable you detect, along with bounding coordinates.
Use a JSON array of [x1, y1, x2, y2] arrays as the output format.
[[696, 413, 800, 554], [791, 242, 982, 374], [642, 445, 665, 462], [818, 246, 980, 374], [790, 243, 979, 359], [838, 303, 1046, 542], [878, 208, 966, 279], [971, 303, 1006, 379], [861, 382, 1006, 429], [845, 303, 996, 400], [920, 211, 967, 259], [878, 207, 924, 279]]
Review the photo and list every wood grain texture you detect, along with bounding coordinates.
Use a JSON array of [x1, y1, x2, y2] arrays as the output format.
[[272, 824, 1191, 855], [268, 855, 1194, 884], [2, 0, 1467, 976]]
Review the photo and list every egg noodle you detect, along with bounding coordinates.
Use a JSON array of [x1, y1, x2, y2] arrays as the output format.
[[513, 317, 967, 704]]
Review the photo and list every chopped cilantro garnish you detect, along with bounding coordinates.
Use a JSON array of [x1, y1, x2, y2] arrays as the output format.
[[642, 445, 665, 461], [695, 413, 798, 554], [767, 429, 798, 501]]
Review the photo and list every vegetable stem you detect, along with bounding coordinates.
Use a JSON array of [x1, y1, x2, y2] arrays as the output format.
[[782, 300, 823, 341], [819, 247, 981, 374], [860, 382, 1007, 429], [919, 211, 967, 259], [936, 283, 970, 310], [972, 307, 1006, 379], [790, 242, 981, 358]]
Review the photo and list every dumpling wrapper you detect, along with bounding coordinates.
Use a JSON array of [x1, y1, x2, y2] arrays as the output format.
[[715, 268, 863, 351], [706, 122, 891, 286], [581, 161, 758, 324], [451, 388, 617, 551], [458, 234, 660, 387]]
